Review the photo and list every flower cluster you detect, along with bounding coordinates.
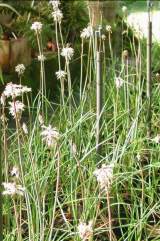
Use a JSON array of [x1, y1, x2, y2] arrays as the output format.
[[31, 21, 42, 32], [10, 166, 20, 179], [55, 70, 67, 80], [38, 54, 46, 62], [93, 163, 114, 191], [106, 25, 112, 33], [61, 45, 74, 61], [41, 124, 60, 148], [38, 114, 44, 126], [115, 77, 124, 89], [2, 82, 31, 99], [122, 6, 127, 14], [15, 64, 25, 76], [77, 221, 93, 241], [49, 0, 60, 10], [101, 34, 106, 41], [22, 122, 28, 134], [52, 9, 63, 23], [49, 0, 63, 23], [2, 182, 25, 196], [80, 25, 93, 39], [152, 134, 160, 144], [9, 101, 25, 119], [70, 142, 77, 156]]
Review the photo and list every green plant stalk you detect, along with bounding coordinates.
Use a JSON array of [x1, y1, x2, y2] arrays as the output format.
[[58, 22, 64, 48], [125, 57, 130, 127], [13, 98, 34, 240], [96, 51, 103, 155], [55, 20, 65, 107], [66, 60, 73, 125], [82, 37, 92, 101], [36, 32, 46, 115], [113, 90, 118, 147], [147, 16, 152, 137], [2, 105, 8, 182], [48, 146, 60, 241], [106, 189, 112, 241], [80, 39, 84, 102], [108, 32, 113, 63], [13, 198, 21, 241]]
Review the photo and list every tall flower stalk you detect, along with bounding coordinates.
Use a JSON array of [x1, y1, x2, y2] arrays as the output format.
[[1, 94, 8, 182], [50, 0, 65, 107], [31, 22, 46, 114], [94, 163, 114, 241]]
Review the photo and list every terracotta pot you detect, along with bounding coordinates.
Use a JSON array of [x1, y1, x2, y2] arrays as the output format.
[[0, 39, 10, 72], [0, 37, 31, 73]]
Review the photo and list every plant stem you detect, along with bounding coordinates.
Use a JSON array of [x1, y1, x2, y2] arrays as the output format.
[[106, 190, 112, 241]]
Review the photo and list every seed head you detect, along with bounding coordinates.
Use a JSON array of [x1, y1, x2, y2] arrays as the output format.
[[9, 101, 25, 120], [38, 54, 46, 62], [3, 82, 31, 98], [52, 9, 63, 23], [106, 25, 112, 33], [41, 124, 60, 148], [80, 25, 93, 39], [31, 21, 42, 32], [2, 182, 25, 196], [15, 64, 25, 76], [22, 122, 28, 134], [61, 45, 74, 61], [55, 70, 67, 80], [77, 221, 93, 241], [115, 77, 124, 89], [49, 0, 60, 11], [10, 166, 20, 179], [93, 163, 114, 191]]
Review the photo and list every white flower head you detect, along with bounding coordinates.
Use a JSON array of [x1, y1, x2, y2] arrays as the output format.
[[38, 54, 46, 62], [3, 82, 31, 98], [115, 77, 124, 89], [77, 221, 93, 241], [93, 163, 114, 191], [136, 153, 141, 161], [80, 25, 93, 39], [15, 64, 25, 75], [152, 134, 160, 144], [49, 0, 60, 10], [9, 101, 25, 119], [52, 9, 63, 23], [55, 70, 67, 80], [106, 25, 112, 33], [10, 166, 20, 179], [71, 142, 77, 156], [38, 114, 44, 125], [61, 45, 74, 61], [101, 34, 106, 41], [122, 6, 127, 14], [22, 122, 28, 134], [31, 21, 42, 32], [41, 124, 60, 148], [2, 182, 25, 196]]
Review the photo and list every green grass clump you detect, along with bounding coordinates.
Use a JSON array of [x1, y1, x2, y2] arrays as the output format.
[[1, 3, 160, 241]]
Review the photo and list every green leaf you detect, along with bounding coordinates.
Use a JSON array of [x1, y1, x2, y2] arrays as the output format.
[[0, 3, 21, 16]]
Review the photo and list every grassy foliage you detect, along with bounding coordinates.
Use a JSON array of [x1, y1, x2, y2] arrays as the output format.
[[1, 1, 160, 241]]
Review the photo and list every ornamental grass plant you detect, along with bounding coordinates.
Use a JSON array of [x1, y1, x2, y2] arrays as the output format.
[[1, 1, 160, 241]]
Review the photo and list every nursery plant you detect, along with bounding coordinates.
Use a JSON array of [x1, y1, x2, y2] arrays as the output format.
[[1, 1, 160, 241]]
